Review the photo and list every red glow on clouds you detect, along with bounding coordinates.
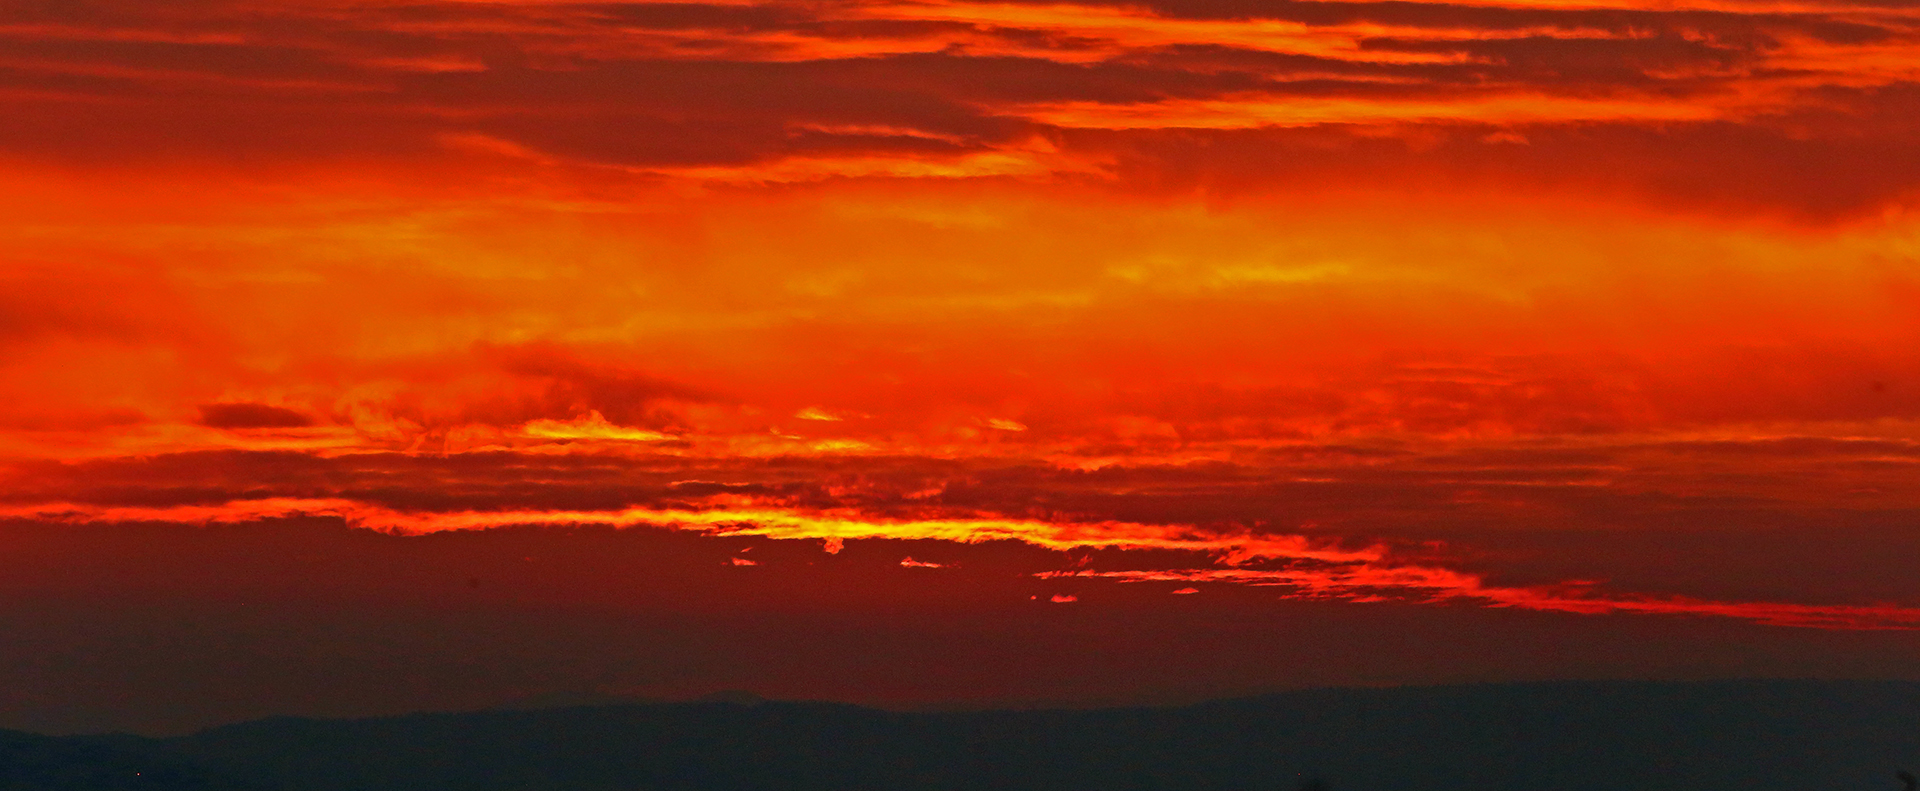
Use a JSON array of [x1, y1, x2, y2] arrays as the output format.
[[3, 0, 1920, 727], [5, 494, 1917, 631]]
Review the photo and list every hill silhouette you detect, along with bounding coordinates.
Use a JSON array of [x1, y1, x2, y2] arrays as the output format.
[[6, 680, 1917, 790]]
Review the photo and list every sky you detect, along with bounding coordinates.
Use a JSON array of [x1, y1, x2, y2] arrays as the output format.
[[4, 0, 1920, 735]]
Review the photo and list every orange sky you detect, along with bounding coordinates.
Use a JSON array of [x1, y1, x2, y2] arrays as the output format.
[[4, 0, 1920, 733]]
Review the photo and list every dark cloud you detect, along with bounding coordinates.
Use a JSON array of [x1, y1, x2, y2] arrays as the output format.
[[1356, 33, 1760, 86], [460, 343, 720, 427], [1049, 0, 1894, 40], [0, 0, 1912, 218], [1062, 109, 1920, 221], [197, 403, 314, 429], [5, 515, 1919, 735], [8, 429, 1919, 607]]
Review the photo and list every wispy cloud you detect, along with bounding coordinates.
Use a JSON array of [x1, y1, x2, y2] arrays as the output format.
[[1, 0, 1915, 209]]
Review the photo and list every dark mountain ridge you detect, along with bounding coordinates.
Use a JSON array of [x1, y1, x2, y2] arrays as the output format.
[[5, 679, 1917, 790]]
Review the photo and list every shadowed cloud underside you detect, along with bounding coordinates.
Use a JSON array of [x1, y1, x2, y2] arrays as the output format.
[[2, 0, 1920, 733]]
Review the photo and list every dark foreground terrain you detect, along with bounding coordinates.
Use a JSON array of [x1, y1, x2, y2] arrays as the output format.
[[2, 680, 1916, 790]]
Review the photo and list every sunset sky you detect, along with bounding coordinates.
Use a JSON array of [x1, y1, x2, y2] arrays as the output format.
[[5, 0, 1920, 735]]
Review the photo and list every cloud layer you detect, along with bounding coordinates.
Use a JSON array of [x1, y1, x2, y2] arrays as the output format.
[[3, 0, 1919, 213], [3, 0, 1920, 730]]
